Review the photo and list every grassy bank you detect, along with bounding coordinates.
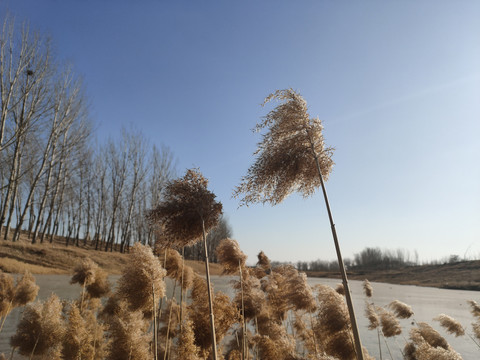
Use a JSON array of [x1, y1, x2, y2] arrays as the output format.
[[307, 260, 480, 291], [0, 232, 223, 276], [2, 232, 480, 290]]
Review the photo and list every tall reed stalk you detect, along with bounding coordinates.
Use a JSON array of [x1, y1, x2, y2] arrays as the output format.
[[148, 169, 223, 360], [234, 88, 364, 359], [313, 153, 364, 359], [202, 219, 218, 359]]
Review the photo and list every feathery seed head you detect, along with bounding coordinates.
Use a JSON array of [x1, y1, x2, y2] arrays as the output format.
[[363, 279, 373, 298], [10, 294, 64, 356], [315, 285, 350, 336], [71, 258, 98, 287], [147, 168, 223, 247], [468, 300, 480, 319], [257, 251, 271, 272], [216, 238, 247, 274], [0, 271, 14, 317], [388, 300, 414, 319], [117, 242, 166, 315], [434, 314, 465, 337], [410, 322, 449, 350], [378, 307, 402, 337], [365, 302, 379, 330], [335, 283, 345, 296], [13, 271, 39, 307], [234, 89, 334, 206]]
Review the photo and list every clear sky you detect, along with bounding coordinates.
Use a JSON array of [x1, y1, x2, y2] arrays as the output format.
[[1, 0, 479, 264]]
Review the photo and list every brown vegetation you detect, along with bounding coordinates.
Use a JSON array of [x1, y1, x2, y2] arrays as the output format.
[[3, 243, 480, 360]]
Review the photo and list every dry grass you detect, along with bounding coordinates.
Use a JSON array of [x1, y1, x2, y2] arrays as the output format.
[[0, 231, 224, 276]]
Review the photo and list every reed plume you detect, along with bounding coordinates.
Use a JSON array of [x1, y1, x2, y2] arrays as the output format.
[[406, 322, 462, 360], [0, 271, 14, 317], [314, 284, 350, 335], [335, 283, 345, 296], [253, 310, 296, 360], [410, 322, 449, 350], [468, 300, 480, 318], [233, 271, 265, 320], [363, 280, 373, 298], [388, 300, 414, 319], [251, 333, 295, 360], [10, 294, 64, 358], [188, 275, 240, 357], [71, 258, 98, 288], [158, 248, 184, 282], [233, 89, 334, 206], [13, 271, 39, 307], [283, 266, 316, 313], [364, 302, 379, 330], [117, 242, 166, 316], [234, 88, 363, 359], [293, 312, 318, 356], [260, 268, 290, 322], [174, 319, 201, 360], [148, 168, 222, 359], [378, 307, 402, 337], [62, 302, 92, 360], [147, 169, 222, 248], [216, 238, 247, 275], [86, 267, 110, 299], [105, 300, 151, 360], [0, 270, 39, 333], [322, 330, 356, 360], [256, 251, 271, 273], [472, 322, 480, 341], [434, 314, 465, 337]]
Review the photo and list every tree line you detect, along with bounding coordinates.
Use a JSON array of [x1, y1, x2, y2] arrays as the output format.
[[296, 247, 421, 272], [0, 15, 177, 252]]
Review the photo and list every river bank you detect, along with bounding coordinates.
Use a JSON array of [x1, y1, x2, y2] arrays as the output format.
[[2, 234, 480, 290]]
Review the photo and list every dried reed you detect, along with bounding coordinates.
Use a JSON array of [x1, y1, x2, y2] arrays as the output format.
[[234, 88, 363, 359], [378, 307, 402, 338], [256, 251, 271, 273], [10, 294, 64, 358], [364, 302, 379, 330], [147, 169, 222, 248], [0, 270, 38, 333], [216, 238, 247, 275], [315, 284, 350, 335], [148, 168, 222, 360], [105, 300, 151, 360], [335, 283, 345, 296], [468, 300, 480, 319], [434, 314, 465, 337], [233, 89, 334, 206], [174, 319, 201, 360], [388, 300, 414, 319], [363, 280, 373, 298], [407, 322, 462, 359], [117, 242, 166, 316]]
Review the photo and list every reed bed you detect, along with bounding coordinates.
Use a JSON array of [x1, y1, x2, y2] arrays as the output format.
[[2, 243, 480, 360]]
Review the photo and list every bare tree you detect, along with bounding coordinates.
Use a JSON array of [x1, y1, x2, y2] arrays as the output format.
[[0, 16, 53, 240], [104, 138, 128, 251]]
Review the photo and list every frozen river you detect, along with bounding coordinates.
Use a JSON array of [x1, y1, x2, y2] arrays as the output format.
[[1, 275, 480, 359]]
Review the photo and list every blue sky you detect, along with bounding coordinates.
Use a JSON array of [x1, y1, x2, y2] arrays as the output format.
[[2, 0, 479, 264]]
